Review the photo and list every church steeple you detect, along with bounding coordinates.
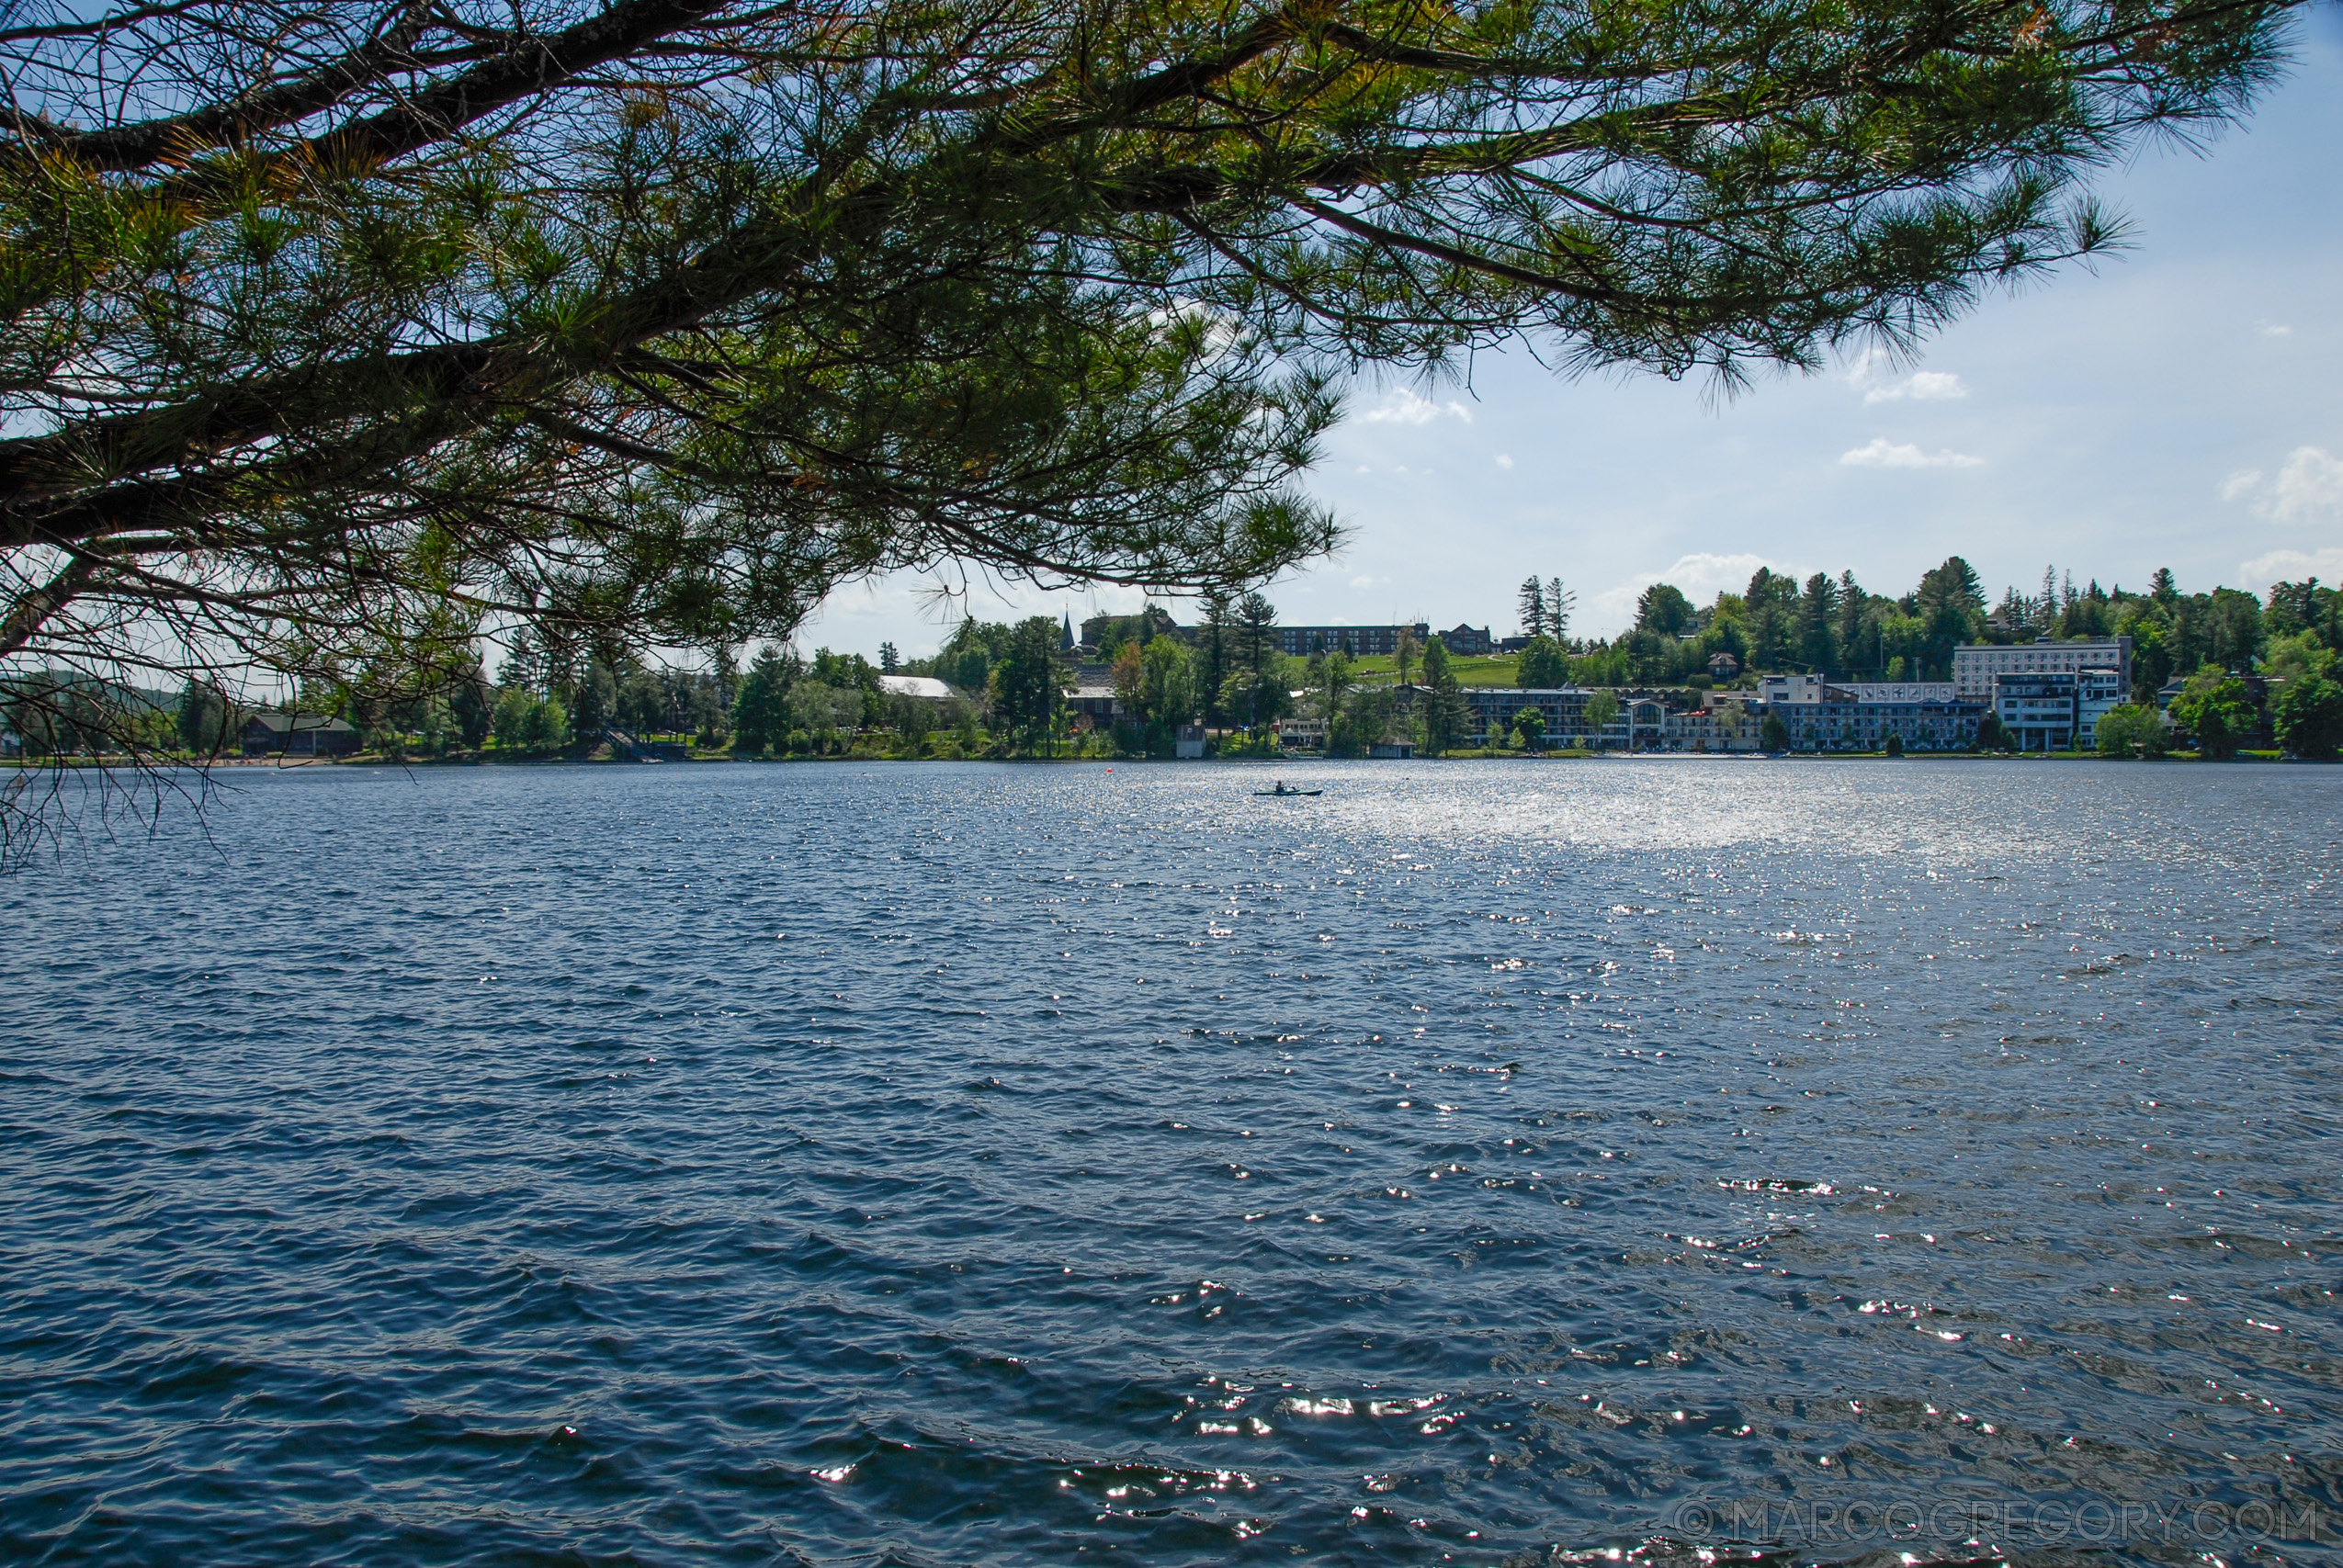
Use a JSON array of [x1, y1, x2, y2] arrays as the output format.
[[1060, 611, 1075, 650]]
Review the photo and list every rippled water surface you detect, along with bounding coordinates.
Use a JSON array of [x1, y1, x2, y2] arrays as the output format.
[[3, 759, 2337, 1566]]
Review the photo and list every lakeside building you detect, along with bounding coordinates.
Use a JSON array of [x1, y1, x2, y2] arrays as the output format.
[[1988, 669, 2132, 750], [1592, 698, 1766, 752], [1278, 623, 1431, 659], [1660, 702, 1764, 751], [2077, 670, 2127, 748], [1599, 696, 1669, 750], [1762, 685, 1985, 751], [1463, 685, 1594, 741], [1065, 675, 1119, 727], [241, 713, 358, 758], [1953, 637, 2130, 698], [1274, 714, 1326, 749], [1993, 672, 2079, 750], [1454, 687, 1763, 750]]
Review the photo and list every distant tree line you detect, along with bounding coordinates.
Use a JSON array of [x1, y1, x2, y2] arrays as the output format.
[[1515, 559, 2337, 702], [1513, 558, 2338, 759], [14, 563, 2334, 764]]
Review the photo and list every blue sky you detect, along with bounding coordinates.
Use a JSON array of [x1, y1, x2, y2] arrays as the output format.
[[803, 14, 2343, 656]]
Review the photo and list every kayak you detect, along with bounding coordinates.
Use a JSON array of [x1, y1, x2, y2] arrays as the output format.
[[1253, 788, 1322, 796]]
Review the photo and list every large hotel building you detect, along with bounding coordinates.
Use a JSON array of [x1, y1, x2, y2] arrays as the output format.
[[1952, 637, 2130, 699]]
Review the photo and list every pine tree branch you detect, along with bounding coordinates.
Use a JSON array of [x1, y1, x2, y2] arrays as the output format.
[[0, 548, 101, 656]]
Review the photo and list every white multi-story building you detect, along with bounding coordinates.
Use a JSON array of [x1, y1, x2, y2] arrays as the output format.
[[2077, 669, 2127, 749], [1954, 637, 2130, 699], [1994, 673, 2079, 750], [1989, 669, 2129, 750], [1756, 673, 1827, 705]]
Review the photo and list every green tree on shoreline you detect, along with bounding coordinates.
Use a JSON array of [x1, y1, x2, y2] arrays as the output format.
[[1419, 637, 1467, 757], [989, 618, 1069, 757], [2273, 675, 2343, 761]]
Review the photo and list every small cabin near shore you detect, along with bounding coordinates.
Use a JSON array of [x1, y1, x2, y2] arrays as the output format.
[[242, 712, 359, 758]]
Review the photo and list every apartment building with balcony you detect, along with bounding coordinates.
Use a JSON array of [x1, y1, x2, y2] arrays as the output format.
[[1762, 683, 1985, 751], [1991, 669, 2130, 750]]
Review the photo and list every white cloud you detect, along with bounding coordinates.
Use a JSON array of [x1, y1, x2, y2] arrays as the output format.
[[2258, 321, 2293, 337], [1357, 387, 1474, 424], [2238, 547, 2343, 590], [2224, 446, 2343, 522], [1864, 370, 1970, 404], [1839, 437, 1985, 469], [1844, 350, 1969, 404], [1589, 552, 1786, 634], [2264, 446, 2343, 522], [1349, 574, 1377, 590], [1495, 454, 1514, 468]]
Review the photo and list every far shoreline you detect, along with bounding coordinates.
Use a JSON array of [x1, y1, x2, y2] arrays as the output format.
[[7, 749, 2320, 773]]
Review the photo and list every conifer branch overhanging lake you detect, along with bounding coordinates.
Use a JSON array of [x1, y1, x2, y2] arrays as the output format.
[[0, 0, 2306, 696]]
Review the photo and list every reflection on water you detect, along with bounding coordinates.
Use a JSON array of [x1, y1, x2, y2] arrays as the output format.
[[0, 760, 2335, 1565]]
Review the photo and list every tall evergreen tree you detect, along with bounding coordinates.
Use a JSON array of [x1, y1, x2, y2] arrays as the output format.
[[1517, 578, 1546, 642], [988, 616, 1068, 756], [175, 681, 227, 754], [1835, 572, 1869, 673], [1545, 577, 1574, 642], [1418, 637, 1467, 756], [1916, 557, 1987, 677], [731, 648, 792, 755], [1237, 592, 1278, 684], [1799, 572, 1839, 672], [1198, 589, 1232, 728], [1744, 569, 1800, 671]]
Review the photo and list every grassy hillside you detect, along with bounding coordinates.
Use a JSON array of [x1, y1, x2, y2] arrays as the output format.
[[1343, 653, 1523, 686]]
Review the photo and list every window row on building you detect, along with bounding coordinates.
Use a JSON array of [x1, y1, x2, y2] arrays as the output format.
[[1275, 623, 1432, 658], [1952, 637, 2131, 698], [1456, 688, 1768, 750]]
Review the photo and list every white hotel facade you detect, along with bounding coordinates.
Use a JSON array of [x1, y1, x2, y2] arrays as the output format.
[[1952, 637, 2131, 699]]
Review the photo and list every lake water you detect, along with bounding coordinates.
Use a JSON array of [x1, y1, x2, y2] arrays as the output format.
[[1, 760, 2336, 1565]]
